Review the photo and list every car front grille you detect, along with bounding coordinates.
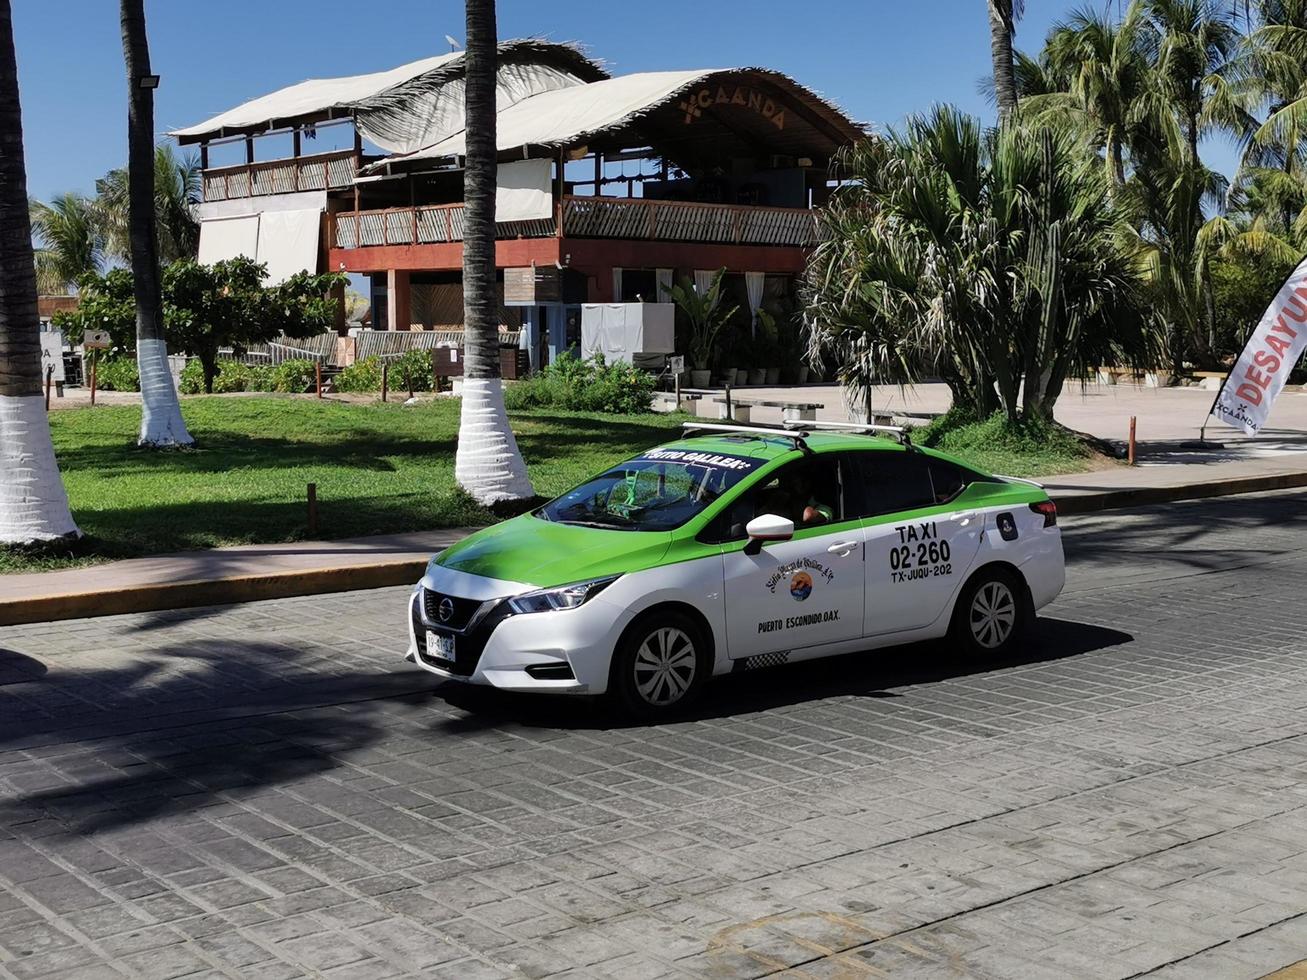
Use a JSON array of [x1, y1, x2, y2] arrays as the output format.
[[422, 588, 481, 632], [412, 595, 510, 678]]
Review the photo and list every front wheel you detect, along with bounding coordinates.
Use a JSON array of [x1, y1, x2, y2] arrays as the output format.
[[609, 612, 708, 719], [950, 568, 1031, 658]]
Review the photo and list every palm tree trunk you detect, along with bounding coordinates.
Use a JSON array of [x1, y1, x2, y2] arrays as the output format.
[[0, 0, 78, 544], [121, 0, 192, 448], [454, 0, 533, 504], [987, 0, 1019, 118]]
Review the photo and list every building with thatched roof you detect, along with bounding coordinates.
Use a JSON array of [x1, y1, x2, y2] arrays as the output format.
[[171, 40, 864, 367]]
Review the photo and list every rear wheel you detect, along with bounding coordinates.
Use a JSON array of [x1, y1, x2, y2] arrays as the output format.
[[609, 611, 708, 719], [950, 567, 1030, 657]]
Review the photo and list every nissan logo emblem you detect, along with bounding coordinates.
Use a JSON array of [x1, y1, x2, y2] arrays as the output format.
[[437, 597, 455, 623]]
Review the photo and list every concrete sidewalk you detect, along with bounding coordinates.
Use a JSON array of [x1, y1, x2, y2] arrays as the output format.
[[0, 530, 470, 627], [3, 454, 1306, 627]]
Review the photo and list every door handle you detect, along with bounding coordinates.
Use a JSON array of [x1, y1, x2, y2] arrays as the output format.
[[950, 512, 979, 526], [827, 540, 859, 555]]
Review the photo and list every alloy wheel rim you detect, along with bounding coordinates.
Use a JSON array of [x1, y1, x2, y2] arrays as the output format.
[[969, 581, 1016, 649], [633, 626, 697, 706]]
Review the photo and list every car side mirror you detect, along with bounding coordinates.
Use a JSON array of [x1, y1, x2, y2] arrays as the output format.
[[743, 514, 794, 556]]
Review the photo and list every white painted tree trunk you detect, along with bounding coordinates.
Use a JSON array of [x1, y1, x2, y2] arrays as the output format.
[[454, 377, 534, 505], [0, 394, 79, 543], [137, 336, 193, 447]]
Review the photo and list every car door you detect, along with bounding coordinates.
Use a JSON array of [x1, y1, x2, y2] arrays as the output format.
[[714, 454, 866, 659], [852, 450, 986, 636]]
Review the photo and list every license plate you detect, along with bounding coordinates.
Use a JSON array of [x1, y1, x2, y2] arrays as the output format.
[[425, 631, 456, 664]]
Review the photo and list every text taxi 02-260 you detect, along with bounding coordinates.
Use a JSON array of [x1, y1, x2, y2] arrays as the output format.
[[406, 422, 1065, 718]]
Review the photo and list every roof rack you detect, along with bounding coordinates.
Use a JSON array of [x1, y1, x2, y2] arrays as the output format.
[[782, 419, 913, 447], [681, 422, 810, 453]]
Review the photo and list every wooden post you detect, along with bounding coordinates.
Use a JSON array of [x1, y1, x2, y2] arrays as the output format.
[[1128, 416, 1137, 466], [307, 483, 318, 535], [555, 151, 565, 238], [315, 362, 323, 398], [89, 350, 98, 407], [381, 361, 389, 402], [44, 365, 53, 411], [724, 383, 732, 421]]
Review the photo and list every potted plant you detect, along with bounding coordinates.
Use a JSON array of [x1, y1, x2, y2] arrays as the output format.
[[663, 270, 738, 389]]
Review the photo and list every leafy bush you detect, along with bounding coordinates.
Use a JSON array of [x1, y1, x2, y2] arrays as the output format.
[[179, 358, 254, 394], [332, 356, 383, 393], [271, 359, 317, 393], [504, 354, 656, 414], [92, 355, 140, 392], [387, 349, 437, 392]]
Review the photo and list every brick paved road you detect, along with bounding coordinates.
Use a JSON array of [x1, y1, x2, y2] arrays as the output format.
[[2, 491, 1307, 979]]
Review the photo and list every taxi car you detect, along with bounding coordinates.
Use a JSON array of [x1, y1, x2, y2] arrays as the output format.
[[406, 422, 1065, 717]]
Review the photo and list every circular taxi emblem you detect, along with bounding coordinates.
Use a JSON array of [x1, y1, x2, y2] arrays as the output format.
[[790, 572, 813, 601], [437, 597, 455, 622]]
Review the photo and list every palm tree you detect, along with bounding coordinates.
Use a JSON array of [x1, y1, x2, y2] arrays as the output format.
[[453, 0, 533, 504], [30, 192, 104, 294], [987, 0, 1025, 118], [96, 144, 202, 266], [120, 0, 192, 447], [804, 107, 1153, 423], [0, 0, 79, 545], [1031, 4, 1168, 187], [1140, 0, 1241, 160]]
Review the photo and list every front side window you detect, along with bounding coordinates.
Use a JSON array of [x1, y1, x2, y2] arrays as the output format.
[[536, 448, 763, 532], [702, 455, 845, 542]]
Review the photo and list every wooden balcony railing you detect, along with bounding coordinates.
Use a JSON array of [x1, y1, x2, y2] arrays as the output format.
[[562, 196, 817, 247], [203, 150, 358, 202], [332, 203, 554, 248], [332, 195, 817, 250]]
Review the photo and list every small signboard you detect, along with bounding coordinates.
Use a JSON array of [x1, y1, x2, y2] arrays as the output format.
[[83, 329, 112, 350], [39, 332, 65, 383], [669, 355, 685, 374]]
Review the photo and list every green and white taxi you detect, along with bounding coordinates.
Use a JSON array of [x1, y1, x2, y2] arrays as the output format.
[[406, 422, 1064, 716]]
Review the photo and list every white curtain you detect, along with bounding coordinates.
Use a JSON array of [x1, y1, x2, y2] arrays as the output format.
[[655, 268, 673, 302], [257, 209, 322, 285], [495, 159, 553, 221], [197, 214, 259, 265], [611, 267, 623, 304], [745, 271, 765, 337], [694, 269, 715, 296]]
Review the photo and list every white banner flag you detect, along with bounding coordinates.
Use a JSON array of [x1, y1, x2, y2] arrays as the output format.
[[1211, 256, 1307, 435]]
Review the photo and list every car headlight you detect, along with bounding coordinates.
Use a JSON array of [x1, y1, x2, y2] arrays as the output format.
[[508, 576, 618, 615]]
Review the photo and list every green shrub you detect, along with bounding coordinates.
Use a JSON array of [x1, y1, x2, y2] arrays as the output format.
[[333, 355, 383, 392], [271, 359, 317, 393], [386, 349, 436, 392], [178, 358, 254, 394], [245, 365, 277, 392], [93, 355, 140, 392], [504, 354, 656, 414]]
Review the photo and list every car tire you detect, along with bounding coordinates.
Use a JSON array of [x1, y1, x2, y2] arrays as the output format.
[[949, 566, 1031, 658], [609, 610, 709, 720]]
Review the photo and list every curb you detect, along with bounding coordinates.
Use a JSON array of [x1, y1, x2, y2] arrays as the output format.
[[1053, 470, 1307, 515], [0, 559, 427, 628], [3, 471, 1306, 627]]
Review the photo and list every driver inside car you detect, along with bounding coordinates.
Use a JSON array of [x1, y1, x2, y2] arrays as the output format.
[[789, 469, 834, 526]]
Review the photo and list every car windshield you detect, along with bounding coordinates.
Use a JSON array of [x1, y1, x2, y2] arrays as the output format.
[[536, 448, 764, 532]]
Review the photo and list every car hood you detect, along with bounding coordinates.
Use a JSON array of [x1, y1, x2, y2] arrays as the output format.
[[432, 515, 673, 590]]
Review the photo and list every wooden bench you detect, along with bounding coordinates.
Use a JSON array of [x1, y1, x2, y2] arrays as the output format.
[[711, 396, 825, 423]]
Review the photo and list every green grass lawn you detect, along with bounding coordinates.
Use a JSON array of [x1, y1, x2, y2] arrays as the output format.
[[3, 397, 687, 574]]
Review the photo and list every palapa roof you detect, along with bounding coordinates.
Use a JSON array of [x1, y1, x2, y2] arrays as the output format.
[[170, 40, 606, 144], [365, 68, 867, 172]]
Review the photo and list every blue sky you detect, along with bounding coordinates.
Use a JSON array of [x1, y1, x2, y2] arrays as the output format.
[[14, 0, 1241, 202]]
